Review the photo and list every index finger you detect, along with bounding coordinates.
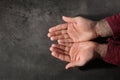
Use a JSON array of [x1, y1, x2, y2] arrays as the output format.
[[49, 23, 68, 32]]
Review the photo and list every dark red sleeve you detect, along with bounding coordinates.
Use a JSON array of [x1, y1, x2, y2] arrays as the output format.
[[103, 13, 120, 66], [103, 39, 120, 66], [105, 13, 120, 39]]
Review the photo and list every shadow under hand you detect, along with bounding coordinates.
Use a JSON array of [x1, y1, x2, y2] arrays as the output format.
[[78, 59, 117, 71]]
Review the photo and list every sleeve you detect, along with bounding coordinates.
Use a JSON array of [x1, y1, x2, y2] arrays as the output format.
[[103, 13, 120, 66], [105, 13, 120, 40], [103, 38, 120, 66]]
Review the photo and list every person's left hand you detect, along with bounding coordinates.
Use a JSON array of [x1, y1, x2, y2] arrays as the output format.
[[48, 16, 97, 43], [50, 41, 99, 69]]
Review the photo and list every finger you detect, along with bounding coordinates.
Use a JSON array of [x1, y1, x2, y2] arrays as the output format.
[[50, 45, 69, 54], [65, 62, 78, 69], [58, 42, 73, 47], [49, 24, 68, 32], [62, 16, 76, 23], [58, 39, 73, 43], [50, 34, 70, 41], [50, 45, 69, 55], [50, 46, 64, 53], [52, 44, 70, 52], [51, 51, 70, 62], [48, 31, 61, 37], [48, 30, 67, 37]]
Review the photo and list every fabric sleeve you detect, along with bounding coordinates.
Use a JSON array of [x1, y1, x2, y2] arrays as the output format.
[[105, 13, 120, 40], [103, 13, 120, 66], [103, 38, 120, 66]]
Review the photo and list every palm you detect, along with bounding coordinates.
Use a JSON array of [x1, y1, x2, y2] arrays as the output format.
[[48, 16, 97, 42], [50, 41, 97, 69], [67, 18, 97, 42]]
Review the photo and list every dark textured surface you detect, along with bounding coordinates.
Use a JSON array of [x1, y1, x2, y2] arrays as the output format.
[[0, 0, 120, 80]]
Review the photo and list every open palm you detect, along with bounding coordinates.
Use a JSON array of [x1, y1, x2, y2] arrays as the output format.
[[48, 16, 97, 42], [50, 41, 98, 69]]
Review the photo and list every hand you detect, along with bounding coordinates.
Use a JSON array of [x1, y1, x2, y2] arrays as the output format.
[[50, 41, 99, 69], [48, 16, 97, 42]]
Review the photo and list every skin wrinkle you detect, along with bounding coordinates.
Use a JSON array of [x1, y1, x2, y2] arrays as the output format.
[[61, 30, 67, 34], [73, 23, 80, 41], [70, 24, 78, 42], [54, 44, 69, 54], [74, 43, 80, 61], [73, 43, 77, 61], [72, 24, 79, 41], [67, 24, 72, 41], [68, 23, 74, 39], [64, 34, 69, 39], [55, 31, 61, 35], [72, 22, 79, 36], [69, 44, 74, 61], [72, 43, 78, 61]]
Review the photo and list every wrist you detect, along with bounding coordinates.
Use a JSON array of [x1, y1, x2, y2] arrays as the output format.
[[95, 43, 108, 58], [95, 19, 113, 37]]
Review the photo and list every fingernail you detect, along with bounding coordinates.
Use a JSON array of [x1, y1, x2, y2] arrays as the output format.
[[52, 44, 55, 47], [50, 47, 52, 51], [58, 40, 60, 43], [51, 37, 54, 41], [49, 29, 52, 32], [51, 52, 55, 56], [63, 16, 67, 18], [65, 66, 68, 69], [47, 33, 50, 37]]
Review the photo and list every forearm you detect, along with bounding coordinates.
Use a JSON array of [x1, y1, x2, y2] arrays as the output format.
[[95, 19, 113, 37]]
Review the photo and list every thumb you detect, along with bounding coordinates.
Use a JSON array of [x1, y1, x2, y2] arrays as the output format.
[[65, 62, 78, 69], [62, 16, 76, 23]]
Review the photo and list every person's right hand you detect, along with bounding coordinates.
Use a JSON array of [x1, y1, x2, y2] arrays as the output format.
[[48, 16, 98, 42], [50, 41, 102, 69]]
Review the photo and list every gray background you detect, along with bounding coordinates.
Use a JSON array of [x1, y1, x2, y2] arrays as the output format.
[[0, 0, 120, 80]]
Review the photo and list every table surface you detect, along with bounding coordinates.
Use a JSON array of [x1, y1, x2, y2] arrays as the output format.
[[0, 0, 120, 80]]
